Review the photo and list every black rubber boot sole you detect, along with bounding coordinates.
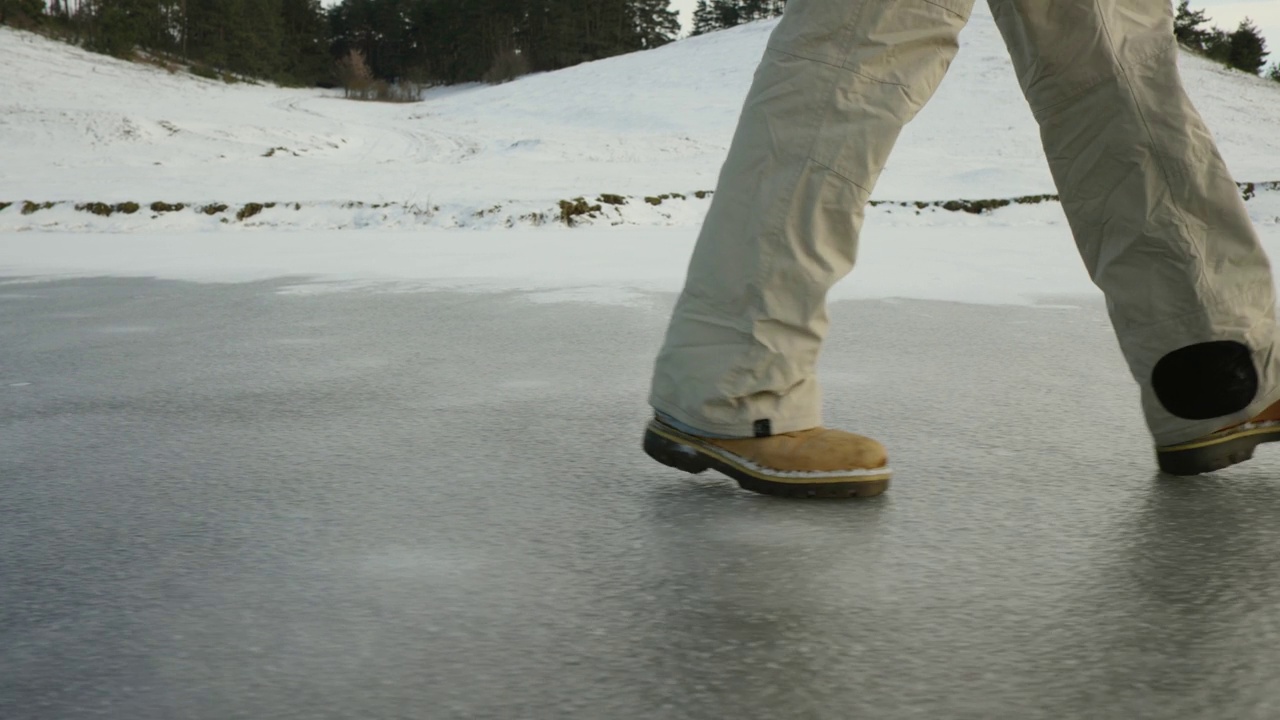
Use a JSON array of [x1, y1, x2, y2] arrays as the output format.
[[643, 420, 890, 499], [1157, 422, 1280, 475]]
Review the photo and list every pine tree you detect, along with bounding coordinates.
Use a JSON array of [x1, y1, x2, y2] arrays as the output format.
[[738, 0, 785, 22], [82, 0, 172, 58], [628, 0, 679, 49], [690, 0, 714, 36], [1227, 18, 1269, 75], [1204, 26, 1232, 64], [0, 0, 46, 26], [523, 0, 584, 72], [690, 0, 784, 35], [709, 0, 741, 30], [280, 0, 328, 84], [1270, 62, 1280, 83], [186, 0, 285, 78], [1174, 0, 1211, 50]]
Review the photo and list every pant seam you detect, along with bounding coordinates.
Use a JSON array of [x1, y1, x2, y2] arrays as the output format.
[[807, 157, 873, 195], [1030, 40, 1174, 118], [1089, 7, 1221, 311], [921, 0, 967, 21], [765, 45, 906, 88], [1116, 298, 1248, 336], [734, 3, 867, 415]]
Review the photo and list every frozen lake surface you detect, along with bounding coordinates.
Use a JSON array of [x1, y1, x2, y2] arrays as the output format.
[[4, 275, 1280, 719]]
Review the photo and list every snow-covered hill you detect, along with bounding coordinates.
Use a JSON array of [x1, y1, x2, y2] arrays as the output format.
[[2, 7, 1279, 232]]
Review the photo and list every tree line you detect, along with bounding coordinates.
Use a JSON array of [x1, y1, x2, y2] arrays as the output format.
[[4, 0, 679, 86], [2, 0, 1276, 87], [690, 0, 785, 36], [10, 0, 332, 84], [1175, 1, 1275, 79], [328, 0, 678, 86], [691, 1, 1278, 82]]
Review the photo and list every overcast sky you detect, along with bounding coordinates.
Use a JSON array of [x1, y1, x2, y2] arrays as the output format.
[[1197, 1, 1280, 55]]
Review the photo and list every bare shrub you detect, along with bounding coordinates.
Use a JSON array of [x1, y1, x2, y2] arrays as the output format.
[[347, 79, 424, 104], [373, 81, 425, 103], [336, 49, 373, 99], [335, 51, 428, 103]]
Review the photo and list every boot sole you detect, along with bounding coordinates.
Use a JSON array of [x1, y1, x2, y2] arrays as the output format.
[[1157, 422, 1280, 475], [643, 420, 891, 499]]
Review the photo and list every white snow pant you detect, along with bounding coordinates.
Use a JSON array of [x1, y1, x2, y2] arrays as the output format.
[[649, 0, 1280, 446]]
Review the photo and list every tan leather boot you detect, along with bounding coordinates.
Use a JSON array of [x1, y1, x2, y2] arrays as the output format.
[[1156, 398, 1280, 475], [643, 418, 891, 498]]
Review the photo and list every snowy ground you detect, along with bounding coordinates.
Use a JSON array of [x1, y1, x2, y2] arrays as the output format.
[[3, 8, 1280, 304], [2, 6, 1279, 234], [1, 206, 1278, 308]]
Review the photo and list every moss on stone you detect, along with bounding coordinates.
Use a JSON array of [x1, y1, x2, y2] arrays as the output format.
[[21, 201, 55, 215], [77, 202, 114, 216], [558, 197, 602, 225]]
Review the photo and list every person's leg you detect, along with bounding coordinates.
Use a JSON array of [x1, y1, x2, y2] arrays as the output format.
[[988, 0, 1280, 470], [650, 0, 975, 439]]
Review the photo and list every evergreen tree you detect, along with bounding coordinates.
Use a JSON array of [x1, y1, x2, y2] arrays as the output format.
[[521, 0, 580, 71], [629, 0, 679, 50], [690, 0, 784, 35], [690, 0, 713, 36], [186, 0, 285, 78], [1270, 62, 1280, 83], [518, 0, 665, 76], [81, 0, 175, 57], [335, 0, 434, 81], [709, 0, 740, 30], [11, 0, 683, 88], [1227, 18, 1269, 75], [280, 0, 328, 84], [1203, 26, 1232, 63], [0, 0, 46, 26], [737, 0, 785, 22], [575, 0, 634, 63], [1174, 0, 1211, 49]]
